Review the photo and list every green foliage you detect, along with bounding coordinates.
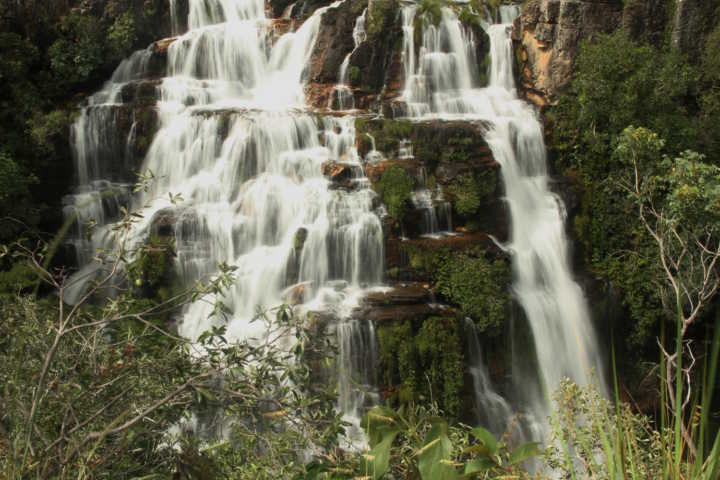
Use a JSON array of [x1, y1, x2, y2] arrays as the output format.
[[0, 0, 172, 242], [547, 377, 720, 480], [0, 261, 38, 295], [548, 29, 720, 353], [446, 172, 495, 218], [49, 12, 105, 86], [367, 0, 397, 38], [435, 250, 510, 334], [107, 12, 137, 61], [663, 150, 720, 231], [127, 237, 176, 299], [348, 65, 361, 84], [377, 317, 464, 417], [375, 164, 415, 223], [547, 380, 666, 478], [0, 151, 32, 204], [416, 317, 464, 417], [0, 274, 344, 478], [616, 126, 720, 320], [403, 245, 510, 333], [568, 31, 699, 158], [377, 320, 416, 400], [356, 118, 414, 155], [357, 404, 538, 479], [418, 0, 443, 26]]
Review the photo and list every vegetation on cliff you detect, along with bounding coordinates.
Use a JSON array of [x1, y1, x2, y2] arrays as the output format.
[[0, 0, 170, 241], [1, 0, 720, 477]]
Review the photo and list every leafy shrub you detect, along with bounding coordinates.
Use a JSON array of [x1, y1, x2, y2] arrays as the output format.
[[377, 316, 464, 417], [107, 12, 136, 62], [435, 251, 510, 334], [0, 151, 32, 204], [358, 403, 539, 480], [547, 380, 666, 478], [447, 174, 481, 217], [548, 30, 712, 353], [416, 316, 464, 417], [375, 164, 415, 223], [0, 261, 38, 295], [49, 12, 105, 85]]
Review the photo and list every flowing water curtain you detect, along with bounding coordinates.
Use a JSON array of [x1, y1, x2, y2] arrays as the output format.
[[398, 3, 607, 442], [63, 0, 385, 443]]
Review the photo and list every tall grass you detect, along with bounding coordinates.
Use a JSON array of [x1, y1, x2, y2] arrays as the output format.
[[549, 312, 720, 479]]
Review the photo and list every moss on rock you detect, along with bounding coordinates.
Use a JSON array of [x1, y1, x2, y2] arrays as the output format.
[[374, 164, 415, 225], [377, 316, 464, 417]]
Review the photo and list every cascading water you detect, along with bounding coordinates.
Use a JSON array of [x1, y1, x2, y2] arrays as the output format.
[[329, 8, 367, 110], [67, 0, 383, 440], [464, 318, 513, 436], [400, 3, 606, 440]]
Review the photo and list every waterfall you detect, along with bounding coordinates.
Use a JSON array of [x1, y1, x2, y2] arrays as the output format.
[[464, 318, 513, 436], [329, 8, 367, 110], [67, 0, 383, 437], [399, 4, 606, 440], [336, 318, 380, 448]]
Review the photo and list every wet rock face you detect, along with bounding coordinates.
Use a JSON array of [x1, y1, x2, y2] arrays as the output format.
[[305, 0, 405, 110], [355, 118, 508, 281], [355, 282, 451, 323], [670, 0, 717, 57], [621, 0, 668, 45], [348, 0, 403, 93], [268, 0, 296, 17], [514, 0, 623, 105], [308, 0, 367, 85], [358, 119, 496, 184]]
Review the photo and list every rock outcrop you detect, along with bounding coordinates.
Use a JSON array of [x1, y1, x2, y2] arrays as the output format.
[[670, 0, 717, 57], [513, 0, 623, 107]]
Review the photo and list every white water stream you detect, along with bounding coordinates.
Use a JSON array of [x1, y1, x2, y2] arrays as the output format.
[[66, 0, 383, 438], [400, 3, 607, 439], [66, 0, 606, 450]]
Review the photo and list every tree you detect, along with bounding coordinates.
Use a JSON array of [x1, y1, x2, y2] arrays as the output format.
[[0, 203, 344, 478], [617, 126, 720, 466]]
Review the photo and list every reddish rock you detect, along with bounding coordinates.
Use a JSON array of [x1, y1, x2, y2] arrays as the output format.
[[513, 0, 623, 106], [151, 36, 177, 55]]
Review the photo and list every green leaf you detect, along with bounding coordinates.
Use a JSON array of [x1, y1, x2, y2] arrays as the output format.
[[463, 457, 496, 476], [470, 427, 497, 455], [417, 422, 458, 480], [362, 406, 401, 448], [361, 429, 399, 479], [509, 442, 541, 465]]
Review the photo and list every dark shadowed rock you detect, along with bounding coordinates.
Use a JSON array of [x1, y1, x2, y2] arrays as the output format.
[[670, 0, 716, 57]]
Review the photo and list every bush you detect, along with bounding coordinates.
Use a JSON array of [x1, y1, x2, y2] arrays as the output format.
[[107, 12, 136, 62], [447, 174, 481, 217], [49, 12, 105, 86], [377, 316, 464, 417], [435, 251, 510, 334], [548, 30, 711, 354], [375, 164, 415, 224]]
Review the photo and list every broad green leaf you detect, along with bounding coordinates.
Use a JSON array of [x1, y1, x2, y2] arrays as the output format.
[[463, 457, 496, 476], [509, 442, 541, 465], [417, 422, 458, 480], [470, 427, 497, 455], [362, 406, 401, 448], [361, 429, 399, 479]]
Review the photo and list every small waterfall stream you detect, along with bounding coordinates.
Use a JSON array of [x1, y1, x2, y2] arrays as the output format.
[[329, 7, 367, 111], [399, 3, 607, 440]]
